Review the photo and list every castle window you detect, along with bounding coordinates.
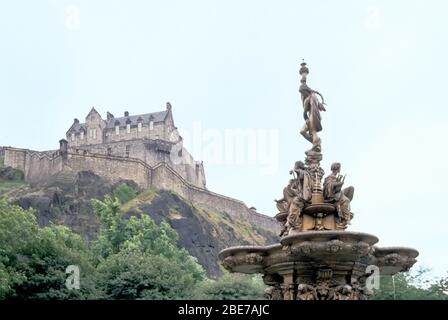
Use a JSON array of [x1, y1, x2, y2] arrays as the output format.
[[80, 131, 84, 140], [149, 121, 154, 130], [138, 122, 142, 132], [125, 145, 130, 157], [115, 125, 120, 135], [107, 147, 112, 156], [126, 124, 131, 134], [71, 133, 75, 141]]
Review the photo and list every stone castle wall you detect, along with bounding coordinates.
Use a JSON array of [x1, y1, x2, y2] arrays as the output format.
[[3, 147, 63, 182], [66, 152, 152, 189], [69, 138, 206, 189], [148, 163, 276, 231], [2, 146, 279, 233], [104, 121, 168, 143]]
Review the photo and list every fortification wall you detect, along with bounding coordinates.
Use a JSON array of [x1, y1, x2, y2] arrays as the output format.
[[4, 148, 26, 171], [69, 139, 206, 189], [151, 163, 280, 233], [0, 147, 5, 165], [3, 147, 63, 181], [2, 146, 279, 233], [66, 152, 151, 189]]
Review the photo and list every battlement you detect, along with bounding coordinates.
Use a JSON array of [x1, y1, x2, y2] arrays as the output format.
[[2, 145, 279, 234]]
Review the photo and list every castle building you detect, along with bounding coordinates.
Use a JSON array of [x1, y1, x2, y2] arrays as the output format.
[[65, 103, 206, 189]]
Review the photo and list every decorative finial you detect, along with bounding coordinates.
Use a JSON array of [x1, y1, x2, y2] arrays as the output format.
[[166, 102, 172, 111], [299, 60, 309, 84]]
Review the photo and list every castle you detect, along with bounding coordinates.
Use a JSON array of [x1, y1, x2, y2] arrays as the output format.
[[65, 103, 206, 189], [1, 103, 278, 233]]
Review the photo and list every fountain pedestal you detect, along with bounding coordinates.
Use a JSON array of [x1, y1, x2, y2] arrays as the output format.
[[219, 231, 418, 300]]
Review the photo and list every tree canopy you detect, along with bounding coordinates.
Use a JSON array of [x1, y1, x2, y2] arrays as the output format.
[[1, 195, 447, 300]]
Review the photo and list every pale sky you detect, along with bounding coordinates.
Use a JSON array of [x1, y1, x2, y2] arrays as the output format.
[[1, 0, 447, 278]]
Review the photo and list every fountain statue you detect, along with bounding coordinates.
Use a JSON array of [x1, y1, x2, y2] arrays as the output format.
[[219, 62, 418, 300]]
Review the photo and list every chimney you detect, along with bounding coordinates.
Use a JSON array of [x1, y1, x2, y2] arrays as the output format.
[[124, 111, 129, 117], [74, 118, 79, 124]]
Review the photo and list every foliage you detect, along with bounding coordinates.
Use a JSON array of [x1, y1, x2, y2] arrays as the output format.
[[0, 194, 206, 300], [0, 180, 27, 195], [113, 183, 138, 204], [370, 267, 448, 300], [3, 189, 447, 301], [91, 196, 205, 299], [96, 249, 201, 299], [195, 274, 266, 300], [0, 198, 99, 299]]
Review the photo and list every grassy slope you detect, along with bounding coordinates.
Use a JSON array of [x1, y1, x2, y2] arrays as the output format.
[[0, 180, 27, 196], [121, 188, 268, 246]]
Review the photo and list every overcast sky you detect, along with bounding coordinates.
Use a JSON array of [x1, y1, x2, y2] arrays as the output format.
[[1, 0, 447, 279]]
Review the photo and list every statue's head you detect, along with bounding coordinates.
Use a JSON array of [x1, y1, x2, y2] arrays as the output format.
[[331, 162, 341, 173], [294, 161, 305, 171]]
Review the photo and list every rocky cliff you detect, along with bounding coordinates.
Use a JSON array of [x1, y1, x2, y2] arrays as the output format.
[[0, 167, 279, 277]]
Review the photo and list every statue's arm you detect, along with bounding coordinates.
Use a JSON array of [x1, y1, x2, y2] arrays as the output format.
[[302, 99, 310, 121]]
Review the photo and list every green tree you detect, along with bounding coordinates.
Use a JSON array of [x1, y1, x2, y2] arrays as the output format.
[[91, 196, 205, 299], [370, 267, 448, 300], [0, 198, 99, 299], [195, 274, 266, 300], [113, 183, 137, 204]]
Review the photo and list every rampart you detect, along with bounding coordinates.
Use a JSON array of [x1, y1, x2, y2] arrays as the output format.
[[2, 146, 279, 234]]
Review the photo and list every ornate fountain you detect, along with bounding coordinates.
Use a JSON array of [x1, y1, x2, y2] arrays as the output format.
[[218, 62, 418, 300]]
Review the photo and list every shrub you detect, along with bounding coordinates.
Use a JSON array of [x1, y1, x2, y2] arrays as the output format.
[[113, 183, 138, 204]]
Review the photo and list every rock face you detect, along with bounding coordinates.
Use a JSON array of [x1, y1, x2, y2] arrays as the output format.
[[6, 170, 122, 240], [123, 190, 278, 277], [3, 169, 278, 277], [0, 166, 24, 181]]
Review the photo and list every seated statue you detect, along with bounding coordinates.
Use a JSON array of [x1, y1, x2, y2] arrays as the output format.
[[276, 161, 312, 235], [323, 163, 354, 225], [275, 179, 296, 213]]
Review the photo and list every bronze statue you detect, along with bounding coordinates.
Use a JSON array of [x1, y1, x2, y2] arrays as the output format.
[[296, 284, 318, 300], [276, 161, 313, 235], [285, 161, 312, 233], [323, 162, 354, 225], [299, 62, 326, 152]]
